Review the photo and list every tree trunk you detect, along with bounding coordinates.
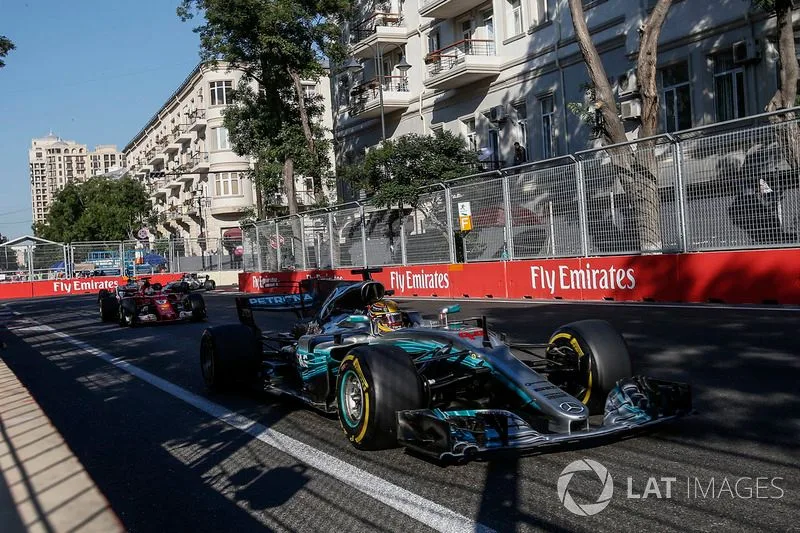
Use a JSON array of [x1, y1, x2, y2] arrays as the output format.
[[630, 0, 672, 251], [766, 0, 800, 170], [283, 157, 299, 217], [289, 68, 325, 203], [567, 0, 628, 146], [255, 182, 264, 220]]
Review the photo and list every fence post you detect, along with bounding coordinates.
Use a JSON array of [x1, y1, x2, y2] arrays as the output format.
[[63, 245, 69, 278], [399, 206, 408, 266], [328, 212, 336, 269], [574, 158, 590, 257], [359, 205, 367, 267], [444, 186, 455, 264], [275, 221, 282, 271], [502, 175, 514, 260], [255, 224, 263, 272], [299, 215, 307, 270], [672, 137, 689, 252], [169, 238, 175, 273], [27, 246, 33, 280], [119, 242, 124, 276]]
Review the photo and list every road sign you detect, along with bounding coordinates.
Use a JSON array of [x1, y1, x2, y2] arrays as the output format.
[[457, 202, 473, 231], [269, 234, 286, 249]]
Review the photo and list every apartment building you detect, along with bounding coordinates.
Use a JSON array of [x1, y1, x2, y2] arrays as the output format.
[[124, 61, 335, 247], [29, 134, 125, 224], [334, 0, 797, 199]]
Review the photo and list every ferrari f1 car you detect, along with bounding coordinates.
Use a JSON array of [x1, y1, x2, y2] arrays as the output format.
[[99, 276, 207, 326], [164, 273, 217, 293], [199, 269, 691, 460]]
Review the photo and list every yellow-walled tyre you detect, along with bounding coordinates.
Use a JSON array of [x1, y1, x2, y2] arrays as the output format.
[[336, 345, 424, 450], [546, 319, 632, 415]]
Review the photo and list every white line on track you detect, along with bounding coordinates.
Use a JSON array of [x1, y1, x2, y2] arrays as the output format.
[[7, 310, 495, 533]]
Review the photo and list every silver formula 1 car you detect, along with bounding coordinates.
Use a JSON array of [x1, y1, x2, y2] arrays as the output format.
[[200, 269, 691, 460]]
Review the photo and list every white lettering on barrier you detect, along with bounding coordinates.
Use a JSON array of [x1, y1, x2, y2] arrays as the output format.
[[389, 270, 450, 293], [252, 276, 280, 289], [51, 279, 120, 294], [531, 263, 636, 295]]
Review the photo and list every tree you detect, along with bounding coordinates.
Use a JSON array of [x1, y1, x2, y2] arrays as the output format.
[[178, 0, 347, 217], [0, 35, 14, 68], [342, 131, 477, 208], [0, 234, 19, 272], [568, 0, 673, 251], [756, 0, 798, 112], [33, 176, 151, 242]]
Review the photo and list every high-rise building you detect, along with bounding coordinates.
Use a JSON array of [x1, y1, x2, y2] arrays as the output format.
[[29, 134, 124, 224]]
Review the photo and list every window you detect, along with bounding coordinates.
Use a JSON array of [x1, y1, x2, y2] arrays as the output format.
[[428, 29, 440, 53], [481, 10, 494, 43], [209, 80, 233, 106], [214, 172, 241, 196], [215, 127, 231, 151], [464, 118, 477, 152], [714, 52, 746, 121], [515, 104, 528, 148], [507, 0, 523, 37], [531, 0, 548, 25], [661, 61, 692, 133], [540, 94, 555, 159], [461, 19, 472, 43], [303, 84, 316, 100]]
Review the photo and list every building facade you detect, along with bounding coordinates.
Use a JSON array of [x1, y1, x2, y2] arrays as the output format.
[[29, 134, 124, 224], [123, 61, 336, 247], [334, 0, 798, 200]]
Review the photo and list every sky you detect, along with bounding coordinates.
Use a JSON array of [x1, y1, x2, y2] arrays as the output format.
[[0, 0, 205, 239]]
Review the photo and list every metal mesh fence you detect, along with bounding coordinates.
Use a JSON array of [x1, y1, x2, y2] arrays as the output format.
[[3, 108, 796, 284], [450, 176, 508, 262], [677, 117, 800, 250], [404, 187, 452, 265], [331, 206, 364, 268], [508, 162, 582, 258]]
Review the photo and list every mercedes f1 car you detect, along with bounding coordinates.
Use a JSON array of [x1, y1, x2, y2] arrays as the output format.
[[200, 269, 691, 460], [164, 273, 217, 293], [99, 276, 207, 326]]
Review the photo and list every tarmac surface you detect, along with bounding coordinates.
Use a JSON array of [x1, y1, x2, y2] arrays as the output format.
[[0, 293, 797, 532]]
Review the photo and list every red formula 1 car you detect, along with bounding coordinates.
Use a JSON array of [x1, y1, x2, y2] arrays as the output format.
[[98, 276, 207, 326]]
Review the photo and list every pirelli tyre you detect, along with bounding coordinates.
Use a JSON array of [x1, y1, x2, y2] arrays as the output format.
[[98, 291, 118, 322], [336, 345, 424, 450], [118, 299, 138, 328], [204, 279, 216, 291], [200, 325, 261, 393], [545, 319, 633, 415], [184, 293, 207, 321]]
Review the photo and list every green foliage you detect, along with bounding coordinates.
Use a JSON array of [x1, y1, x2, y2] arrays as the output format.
[[33, 176, 151, 242], [0, 234, 18, 271], [178, 0, 348, 211], [343, 131, 478, 208], [0, 35, 14, 68]]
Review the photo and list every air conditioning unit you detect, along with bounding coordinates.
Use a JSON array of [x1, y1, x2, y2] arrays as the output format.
[[732, 39, 760, 64], [620, 99, 642, 120], [489, 105, 508, 123], [618, 70, 638, 97]]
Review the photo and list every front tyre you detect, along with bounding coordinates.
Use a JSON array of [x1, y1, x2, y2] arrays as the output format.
[[204, 279, 216, 291], [184, 293, 207, 321], [336, 345, 424, 450], [546, 319, 632, 415]]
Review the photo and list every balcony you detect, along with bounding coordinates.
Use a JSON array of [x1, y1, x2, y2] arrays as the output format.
[[350, 13, 407, 60], [165, 132, 181, 153], [147, 147, 165, 165], [424, 39, 502, 90], [419, 0, 485, 19], [190, 152, 210, 172], [188, 109, 207, 132], [176, 124, 193, 144], [349, 76, 411, 118]]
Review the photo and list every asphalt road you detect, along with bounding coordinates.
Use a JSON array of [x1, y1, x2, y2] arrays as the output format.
[[1, 293, 798, 533]]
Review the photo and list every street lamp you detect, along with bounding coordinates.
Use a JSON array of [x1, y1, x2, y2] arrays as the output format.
[[188, 184, 210, 270], [344, 47, 412, 142]]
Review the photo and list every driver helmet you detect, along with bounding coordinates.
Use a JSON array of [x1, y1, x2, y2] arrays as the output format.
[[368, 299, 403, 333]]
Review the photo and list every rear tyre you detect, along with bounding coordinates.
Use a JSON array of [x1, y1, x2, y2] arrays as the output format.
[[546, 319, 633, 415], [184, 293, 206, 321], [200, 325, 261, 393], [204, 279, 216, 291], [336, 345, 424, 450], [99, 296, 118, 322]]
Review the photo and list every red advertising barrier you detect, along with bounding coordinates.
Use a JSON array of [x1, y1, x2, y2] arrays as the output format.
[[239, 248, 800, 305], [0, 274, 183, 301]]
